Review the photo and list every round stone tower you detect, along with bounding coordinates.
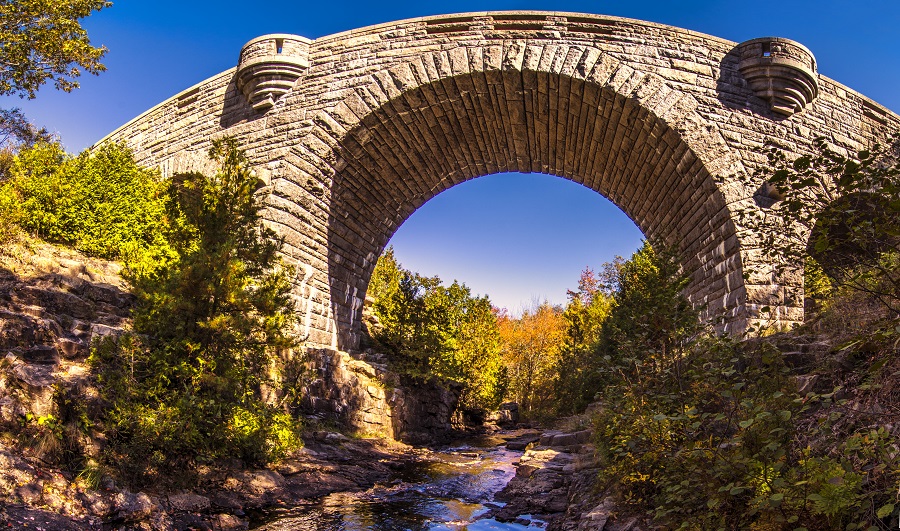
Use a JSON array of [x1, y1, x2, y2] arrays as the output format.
[[737, 37, 818, 117], [236, 34, 310, 112]]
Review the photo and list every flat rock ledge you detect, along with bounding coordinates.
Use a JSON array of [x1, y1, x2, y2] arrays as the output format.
[[490, 429, 650, 531], [0, 434, 429, 530]]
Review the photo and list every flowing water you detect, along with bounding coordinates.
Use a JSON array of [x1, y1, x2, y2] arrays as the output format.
[[253, 435, 545, 530]]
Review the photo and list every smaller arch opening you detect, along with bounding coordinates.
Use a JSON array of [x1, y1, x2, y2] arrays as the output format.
[[807, 191, 896, 282]]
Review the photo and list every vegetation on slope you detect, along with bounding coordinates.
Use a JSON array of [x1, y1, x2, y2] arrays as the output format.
[[88, 139, 303, 485], [591, 244, 899, 529], [1, 139, 304, 486], [587, 136, 900, 529], [0, 141, 173, 276]]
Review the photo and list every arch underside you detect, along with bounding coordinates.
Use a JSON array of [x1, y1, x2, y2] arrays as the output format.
[[303, 67, 747, 350]]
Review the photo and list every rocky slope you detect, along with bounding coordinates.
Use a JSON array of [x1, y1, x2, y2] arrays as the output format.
[[0, 427, 432, 530], [0, 240, 132, 428], [0, 240, 478, 529]]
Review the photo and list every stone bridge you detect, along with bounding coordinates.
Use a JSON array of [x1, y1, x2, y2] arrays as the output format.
[[98, 11, 900, 350]]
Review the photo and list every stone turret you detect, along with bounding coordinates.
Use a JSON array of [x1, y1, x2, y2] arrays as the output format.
[[236, 34, 310, 112], [737, 37, 819, 117]]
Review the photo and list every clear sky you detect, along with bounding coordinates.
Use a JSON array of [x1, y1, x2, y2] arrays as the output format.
[[4, 1, 899, 312]]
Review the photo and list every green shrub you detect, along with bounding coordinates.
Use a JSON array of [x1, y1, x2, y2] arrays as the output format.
[[592, 242, 899, 529], [89, 139, 303, 485], [1, 141, 173, 271]]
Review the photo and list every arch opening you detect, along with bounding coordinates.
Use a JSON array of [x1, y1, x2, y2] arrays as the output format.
[[372, 171, 646, 314], [305, 65, 747, 350]]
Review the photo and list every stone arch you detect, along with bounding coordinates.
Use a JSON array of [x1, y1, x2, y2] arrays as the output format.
[[280, 44, 751, 350], [96, 12, 900, 354]]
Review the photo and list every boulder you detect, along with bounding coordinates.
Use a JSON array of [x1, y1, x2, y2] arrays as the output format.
[[112, 491, 154, 522], [496, 402, 519, 425], [505, 432, 541, 451], [56, 337, 86, 359], [168, 492, 211, 512], [212, 513, 249, 531]]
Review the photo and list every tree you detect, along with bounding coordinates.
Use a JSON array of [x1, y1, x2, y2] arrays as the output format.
[[438, 282, 504, 410], [554, 266, 614, 414], [1, 0, 109, 178], [1, 0, 110, 99], [133, 138, 297, 375], [91, 138, 301, 482], [498, 301, 566, 416], [0, 108, 52, 178], [367, 247, 505, 411], [0, 108, 50, 148], [597, 241, 698, 388], [368, 250, 446, 378], [591, 241, 704, 515]]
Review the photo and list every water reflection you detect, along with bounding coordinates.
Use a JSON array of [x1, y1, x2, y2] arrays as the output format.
[[254, 441, 545, 530]]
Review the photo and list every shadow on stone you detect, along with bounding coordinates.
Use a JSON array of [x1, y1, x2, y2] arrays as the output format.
[[715, 43, 777, 119], [219, 74, 259, 129]]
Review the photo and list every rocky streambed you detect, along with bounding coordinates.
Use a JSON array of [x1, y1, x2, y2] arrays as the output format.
[[0, 432, 414, 530], [251, 427, 645, 531], [253, 432, 531, 530], [1, 426, 644, 530]]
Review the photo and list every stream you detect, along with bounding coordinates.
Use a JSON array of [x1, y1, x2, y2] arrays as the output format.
[[252, 434, 545, 530]]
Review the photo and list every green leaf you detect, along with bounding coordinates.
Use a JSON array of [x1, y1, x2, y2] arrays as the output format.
[[876, 503, 895, 519], [739, 419, 753, 428]]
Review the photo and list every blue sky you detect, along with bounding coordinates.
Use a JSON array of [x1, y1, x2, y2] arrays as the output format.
[[4, 1, 899, 312]]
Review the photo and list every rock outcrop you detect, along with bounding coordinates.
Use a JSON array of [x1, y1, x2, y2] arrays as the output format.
[[490, 427, 649, 531], [301, 348, 461, 443], [0, 242, 132, 426]]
